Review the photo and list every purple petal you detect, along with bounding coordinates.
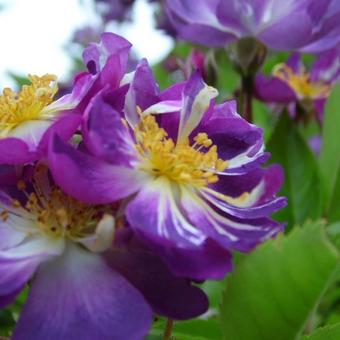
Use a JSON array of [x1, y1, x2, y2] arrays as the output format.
[[0, 223, 26, 250], [177, 71, 218, 142], [13, 244, 152, 340], [311, 47, 340, 83], [167, 0, 235, 47], [37, 113, 82, 157], [254, 74, 297, 103], [258, 11, 313, 50], [0, 257, 38, 296], [48, 134, 143, 204], [50, 72, 94, 111], [286, 53, 303, 73], [196, 101, 268, 171], [106, 230, 209, 319], [155, 238, 233, 281], [0, 237, 63, 296], [0, 286, 23, 308], [211, 165, 284, 204], [309, 135, 322, 155], [314, 98, 327, 123], [301, 0, 340, 52], [83, 32, 132, 75], [124, 59, 161, 127], [0, 165, 22, 185], [156, 82, 185, 141], [181, 192, 284, 252], [82, 92, 137, 165], [102, 84, 130, 113], [201, 189, 287, 220], [0, 138, 37, 165], [160, 82, 186, 101], [126, 179, 207, 249]]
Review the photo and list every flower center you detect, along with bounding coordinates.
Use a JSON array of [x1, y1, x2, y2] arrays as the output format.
[[10, 177, 113, 240], [134, 115, 228, 187], [0, 74, 58, 137], [273, 64, 330, 99]]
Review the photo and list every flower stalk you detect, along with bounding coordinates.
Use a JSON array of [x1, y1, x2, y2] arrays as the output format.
[[163, 318, 174, 340], [241, 74, 254, 122]]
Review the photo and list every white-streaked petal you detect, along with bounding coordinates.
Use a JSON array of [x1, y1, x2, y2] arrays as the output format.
[[0, 237, 65, 260], [0, 223, 27, 250], [142, 100, 182, 116], [178, 84, 218, 143], [202, 180, 265, 209], [120, 70, 135, 86], [227, 144, 265, 169], [7, 120, 53, 150]]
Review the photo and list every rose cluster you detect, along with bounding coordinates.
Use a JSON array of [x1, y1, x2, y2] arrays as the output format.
[[0, 33, 286, 339]]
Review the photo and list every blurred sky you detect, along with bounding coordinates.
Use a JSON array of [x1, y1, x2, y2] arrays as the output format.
[[0, 0, 173, 87]]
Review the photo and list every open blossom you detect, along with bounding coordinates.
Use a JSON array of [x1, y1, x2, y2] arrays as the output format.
[[0, 165, 208, 340], [255, 50, 340, 123], [0, 74, 88, 164], [166, 0, 340, 52], [0, 32, 132, 165], [48, 60, 287, 280]]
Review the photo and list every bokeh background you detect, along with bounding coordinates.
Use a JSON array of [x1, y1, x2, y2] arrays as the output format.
[[0, 0, 173, 87]]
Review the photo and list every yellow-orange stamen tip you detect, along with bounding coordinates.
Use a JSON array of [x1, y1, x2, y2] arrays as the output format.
[[0, 74, 58, 137], [135, 115, 228, 187], [17, 180, 26, 191]]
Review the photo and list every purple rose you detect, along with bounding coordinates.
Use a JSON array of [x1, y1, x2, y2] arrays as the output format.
[[48, 55, 287, 280], [0, 165, 208, 339]]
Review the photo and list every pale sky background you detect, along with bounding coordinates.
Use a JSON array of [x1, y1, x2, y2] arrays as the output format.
[[0, 0, 173, 87]]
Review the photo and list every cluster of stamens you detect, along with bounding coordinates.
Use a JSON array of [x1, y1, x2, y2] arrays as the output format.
[[134, 115, 228, 187], [1, 172, 112, 240], [273, 64, 330, 99], [0, 74, 58, 137]]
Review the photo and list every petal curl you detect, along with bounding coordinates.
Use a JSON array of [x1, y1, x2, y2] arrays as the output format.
[[48, 134, 144, 204]]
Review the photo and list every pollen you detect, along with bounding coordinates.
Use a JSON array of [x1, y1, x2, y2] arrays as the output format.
[[0, 74, 58, 137], [273, 64, 331, 99], [15, 181, 113, 240], [134, 115, 228, 187]]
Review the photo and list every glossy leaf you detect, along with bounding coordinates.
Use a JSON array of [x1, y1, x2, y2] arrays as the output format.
[[267, 113, 324, 227], [220, 221, 339, 340], [148, 319, 221, 340], [320, 85, 340, 214], [328, 169, 340, 223]]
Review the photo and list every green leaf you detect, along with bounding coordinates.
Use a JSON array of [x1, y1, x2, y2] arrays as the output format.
[[148, 319, 221, 340], [302, 323, 340, 339], [327, 222, 340, 249], [220, 221, 339, 340], [320, 85, 340, 214], [328, 170, 340, 223], [253, 100, 277, 143], [266, 113, 324, 227], [202, 279, 227, 308]]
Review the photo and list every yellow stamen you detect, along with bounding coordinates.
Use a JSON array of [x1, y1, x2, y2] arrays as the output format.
[[273, 64, 331, 99], [134, 115, 228, 187], [0, 74, 58, 137], [14, 176, 114, 240]]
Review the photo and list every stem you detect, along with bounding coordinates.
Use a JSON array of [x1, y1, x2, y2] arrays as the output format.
[[163, 318, 174, 340], [241, 74, 254, 122]]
